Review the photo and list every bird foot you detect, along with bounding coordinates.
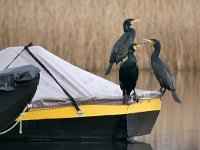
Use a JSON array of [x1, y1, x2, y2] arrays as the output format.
[[123, 95, 133, 105], [159, 88, 166, 95], [132, 94, 140, 103]]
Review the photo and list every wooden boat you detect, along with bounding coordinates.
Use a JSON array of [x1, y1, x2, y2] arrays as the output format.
[[0, 45, 161, 141], [0, 96, 161, 141], [0, 65, 40, 133]]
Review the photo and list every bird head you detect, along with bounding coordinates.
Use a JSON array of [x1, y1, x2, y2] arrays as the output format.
[[144, 38, 161, 53], [144, 39, 160, 46], [128, 43, 144, 53], [123, 18, 142, 32]]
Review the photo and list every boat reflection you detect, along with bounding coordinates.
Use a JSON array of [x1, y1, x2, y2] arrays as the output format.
[[0, 141, 152, 150], [113, 141, 153, 150]]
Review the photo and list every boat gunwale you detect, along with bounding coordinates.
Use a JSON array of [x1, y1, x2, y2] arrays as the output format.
[[17, 98, 161, 121]]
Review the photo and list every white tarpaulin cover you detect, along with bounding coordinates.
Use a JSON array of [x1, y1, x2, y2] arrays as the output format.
[[0, 46, 161, 108]]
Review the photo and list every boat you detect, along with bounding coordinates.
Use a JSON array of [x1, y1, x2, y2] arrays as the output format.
[[0, 95, 161, 141], [0, 44, 162, 141], [0, 65, 40, 132]]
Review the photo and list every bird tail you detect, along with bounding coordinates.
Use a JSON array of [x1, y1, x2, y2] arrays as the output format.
[[105, 63, 113, 76], [171, 90, 181, 103]]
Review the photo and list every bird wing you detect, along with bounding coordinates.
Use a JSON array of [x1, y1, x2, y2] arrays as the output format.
[[136, 64, 139, 81], [165, 64, 176, 89], [119, 61, 126, 86], [119, 62, 125, 89], [151, 58, 175, 90], [109, 32, 133, 63]]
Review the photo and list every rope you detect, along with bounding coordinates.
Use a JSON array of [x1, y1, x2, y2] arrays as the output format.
[[5, 49, 25, 69], [0, 104, 32, 135], [5, 43, 33, 69]]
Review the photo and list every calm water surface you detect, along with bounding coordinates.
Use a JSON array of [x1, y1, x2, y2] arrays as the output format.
[[104, 70, 200, 150], [0, 71, 199, 150]]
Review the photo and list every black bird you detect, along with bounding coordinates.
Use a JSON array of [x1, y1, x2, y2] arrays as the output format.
[[144, 39, 181, 103], [105, 18, 141, 76], [119, 43, 142, 104]]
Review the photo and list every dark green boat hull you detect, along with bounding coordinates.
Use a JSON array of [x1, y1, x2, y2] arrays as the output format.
[[0, 110, 159, 141], [0, 75, 40, 132]]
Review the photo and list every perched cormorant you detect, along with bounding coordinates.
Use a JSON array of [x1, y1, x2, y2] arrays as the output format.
[[144, 39, 181, 103], [105, 18, 141, 76], [119, 43, 142, 104]]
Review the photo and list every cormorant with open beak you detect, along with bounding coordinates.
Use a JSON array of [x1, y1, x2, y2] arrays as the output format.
[[105, 18, 142, 76], [119, 43, 142, 104], [144, 39, 181, 103]]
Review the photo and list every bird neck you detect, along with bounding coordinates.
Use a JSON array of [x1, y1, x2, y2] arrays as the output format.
[[152, 43, 161, 58], [124, 25, 135, 33], [128, 52, 137, 63]]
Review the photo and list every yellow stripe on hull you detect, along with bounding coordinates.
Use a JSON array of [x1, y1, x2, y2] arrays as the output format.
[[18, 98, 161, 121]]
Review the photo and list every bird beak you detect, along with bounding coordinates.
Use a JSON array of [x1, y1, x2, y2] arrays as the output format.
[[131, 19, 142, 25], [133, 43, 144, 50], [144, 39, 154, 44]]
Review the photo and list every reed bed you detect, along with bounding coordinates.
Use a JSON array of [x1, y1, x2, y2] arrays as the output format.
[[0, 0, 199, 71]]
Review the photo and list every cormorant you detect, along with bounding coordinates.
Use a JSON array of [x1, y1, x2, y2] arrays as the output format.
[[119, 43, 142, 104], [105, 18, 141, 76], [144, 39, 181, 103]]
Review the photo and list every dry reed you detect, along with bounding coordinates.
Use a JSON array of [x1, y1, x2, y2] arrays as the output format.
[[0, 0, 199, 71]]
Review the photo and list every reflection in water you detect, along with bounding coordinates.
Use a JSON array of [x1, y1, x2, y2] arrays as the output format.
[[98, 70, 200, 150], [0, 141, 152, 150]]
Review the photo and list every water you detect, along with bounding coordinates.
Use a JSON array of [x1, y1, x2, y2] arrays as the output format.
[[0, 71, 199, 150], [99, 70, 200, 150]]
